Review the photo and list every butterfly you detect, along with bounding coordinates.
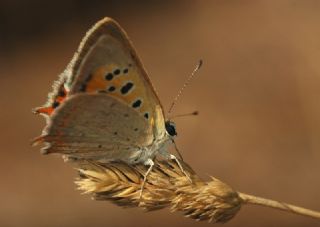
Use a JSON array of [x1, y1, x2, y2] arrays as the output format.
[[33, 17, 191, 192]]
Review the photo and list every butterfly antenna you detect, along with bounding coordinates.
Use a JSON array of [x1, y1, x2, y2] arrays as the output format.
[[171, 111, 199, 119], [168, 60, 203, 116]]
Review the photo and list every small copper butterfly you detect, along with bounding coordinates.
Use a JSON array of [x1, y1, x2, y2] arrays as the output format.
[[33, 17, 191, 192]]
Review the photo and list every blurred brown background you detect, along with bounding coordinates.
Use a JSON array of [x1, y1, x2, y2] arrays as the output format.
[[1, 0, 320, 226]]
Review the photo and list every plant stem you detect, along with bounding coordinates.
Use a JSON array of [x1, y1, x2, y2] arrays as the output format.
[[239, 192, 320, 220]]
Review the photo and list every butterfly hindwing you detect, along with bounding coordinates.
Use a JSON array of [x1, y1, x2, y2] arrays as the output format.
[[39, 93, 153, 162]]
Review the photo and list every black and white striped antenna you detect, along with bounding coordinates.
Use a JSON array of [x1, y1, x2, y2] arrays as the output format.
[[167, 59, 203, 116]]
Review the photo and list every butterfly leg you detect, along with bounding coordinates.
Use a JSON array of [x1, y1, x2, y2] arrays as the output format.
[[171, 139, 184, 161], [139, 158, 154, 199], [170, 154, 192, 183]]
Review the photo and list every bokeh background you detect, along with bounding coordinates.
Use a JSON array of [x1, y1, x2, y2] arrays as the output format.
[[1, 0, 320, 226]]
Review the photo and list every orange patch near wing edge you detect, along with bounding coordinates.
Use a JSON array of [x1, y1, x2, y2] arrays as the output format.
[[34, 87, 68, 116]]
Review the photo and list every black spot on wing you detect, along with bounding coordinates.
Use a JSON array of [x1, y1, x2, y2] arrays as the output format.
[[52, 101, 60, 108], [108, 86, 116, 92], [114, 69, 120, 75], [121, 82, 134, 94], [132, 99, 142, 108], [105, 73, 113, 81], [144, 113, 149, 119]]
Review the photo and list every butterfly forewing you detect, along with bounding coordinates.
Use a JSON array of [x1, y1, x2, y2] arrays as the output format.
[[66, 18, 165, 134]]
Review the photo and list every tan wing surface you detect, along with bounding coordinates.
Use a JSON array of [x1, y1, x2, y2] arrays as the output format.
[[37, 94, 152, 162], [64, 17, 166, 138]]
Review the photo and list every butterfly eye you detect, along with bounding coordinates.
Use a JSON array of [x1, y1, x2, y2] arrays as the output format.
[[165, 121, 177, 136]]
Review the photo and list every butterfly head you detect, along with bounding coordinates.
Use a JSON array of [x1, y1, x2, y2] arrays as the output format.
[[165, 120, 177, 137]]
